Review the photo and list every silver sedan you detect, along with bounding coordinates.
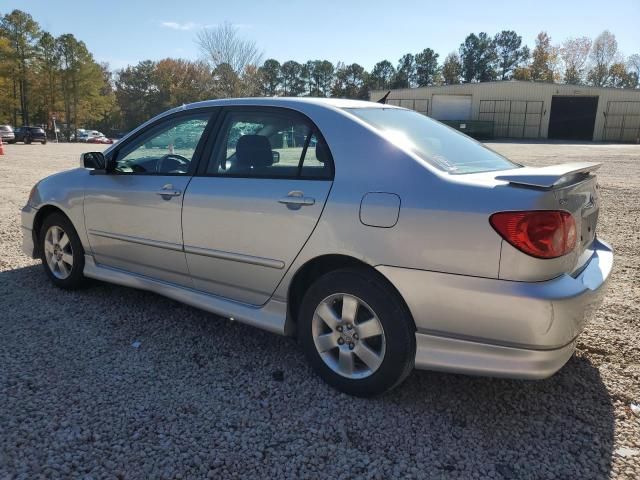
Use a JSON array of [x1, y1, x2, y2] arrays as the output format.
[[22, 98, 613, 396]]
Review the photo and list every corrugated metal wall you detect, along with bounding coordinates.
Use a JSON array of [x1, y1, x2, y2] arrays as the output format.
[[371, 82, 640, 142]]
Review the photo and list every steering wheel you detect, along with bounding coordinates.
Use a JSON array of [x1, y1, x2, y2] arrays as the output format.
[[156, 154, 190, 174]]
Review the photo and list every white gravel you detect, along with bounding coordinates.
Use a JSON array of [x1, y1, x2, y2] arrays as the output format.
[[1, 141, 639, 479]]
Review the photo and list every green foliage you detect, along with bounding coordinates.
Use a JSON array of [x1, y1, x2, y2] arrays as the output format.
[[415, 48, 440, 86], [280, 61, 306, 96], [332, 63, 368, 99], [393, 54, 416, 88], [459, 33, 498, 82], [0, 10, 116, 135], [494, 31, 529, 80], [0, 9, 42, 125], [258, 59, 281, 96], [370, 60, 395, 90]]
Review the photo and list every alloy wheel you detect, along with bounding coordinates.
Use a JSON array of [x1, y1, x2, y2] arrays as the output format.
[[44, 225, 74, 280], [311, 293, 386, 379]]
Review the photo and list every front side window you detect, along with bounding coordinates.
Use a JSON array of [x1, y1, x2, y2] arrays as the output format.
[[346, 108, 520, 174], [207, 109, 332, 179], [113, 113, 210, 175]]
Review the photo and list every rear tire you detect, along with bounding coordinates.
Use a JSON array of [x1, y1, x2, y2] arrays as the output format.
[[298, 267, 415, 397], [39, 213, 87, 290]]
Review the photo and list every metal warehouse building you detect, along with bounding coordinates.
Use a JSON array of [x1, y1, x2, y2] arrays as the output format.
[[370, 81, 640, 143]]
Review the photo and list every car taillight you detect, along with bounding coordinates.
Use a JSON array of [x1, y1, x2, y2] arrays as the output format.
[[490, 210, 577, 259]]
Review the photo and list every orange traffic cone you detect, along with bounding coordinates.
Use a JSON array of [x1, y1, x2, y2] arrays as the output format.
[[0, 137, 4, 156]]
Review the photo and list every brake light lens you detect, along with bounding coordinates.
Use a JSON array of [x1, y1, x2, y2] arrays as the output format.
[[490, 210, 577, 259]]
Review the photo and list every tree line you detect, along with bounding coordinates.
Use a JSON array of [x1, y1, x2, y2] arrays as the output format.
[[1, 10, 639, 136]]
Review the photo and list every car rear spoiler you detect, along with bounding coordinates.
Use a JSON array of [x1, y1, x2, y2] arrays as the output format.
[[495, 162, 602, 188]]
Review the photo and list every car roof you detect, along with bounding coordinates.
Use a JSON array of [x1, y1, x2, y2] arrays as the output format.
[[183, 97, 399, 111]]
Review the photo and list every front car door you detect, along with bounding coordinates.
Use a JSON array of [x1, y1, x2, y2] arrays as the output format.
[[83, 109, 214, 287], [182, 106, 334, 305]]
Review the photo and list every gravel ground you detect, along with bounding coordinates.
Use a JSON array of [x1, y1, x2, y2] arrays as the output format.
[[0, 141, 639, 479]]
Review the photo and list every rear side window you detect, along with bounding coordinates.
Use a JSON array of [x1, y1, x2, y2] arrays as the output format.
[[207, 109, 333, 179], [346, 108, 520, 174]]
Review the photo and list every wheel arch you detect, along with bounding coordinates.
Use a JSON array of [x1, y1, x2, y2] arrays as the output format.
[[32, 205, 72, 256], [285, 254, 415, 335]]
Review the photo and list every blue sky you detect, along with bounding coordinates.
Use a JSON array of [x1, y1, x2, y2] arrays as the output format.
[[4, 0, 639, 70]]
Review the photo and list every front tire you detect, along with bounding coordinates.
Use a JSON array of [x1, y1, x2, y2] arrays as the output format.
[[298, 268, 416, 397], [39, 213, 86, 289]]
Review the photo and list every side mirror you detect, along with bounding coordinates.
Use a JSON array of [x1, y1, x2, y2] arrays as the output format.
[[81, 152, 105, 170], [271, 151, 280, 164]]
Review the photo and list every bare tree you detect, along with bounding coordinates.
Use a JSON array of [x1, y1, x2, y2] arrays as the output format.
[[560, 37, 592, 85], [196, 22, 263, 75], [588, 30, 618, 87]]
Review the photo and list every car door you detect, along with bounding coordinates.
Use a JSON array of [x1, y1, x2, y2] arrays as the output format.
[[181, 107, 334, 305], [83, 110, 214, 287]]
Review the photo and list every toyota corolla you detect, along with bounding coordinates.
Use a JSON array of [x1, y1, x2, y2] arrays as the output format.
[[22, 98, 612, 396]]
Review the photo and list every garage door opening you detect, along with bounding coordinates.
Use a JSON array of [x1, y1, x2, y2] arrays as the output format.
[[431, 95, 472, 121], [548, 96, 599, 140]]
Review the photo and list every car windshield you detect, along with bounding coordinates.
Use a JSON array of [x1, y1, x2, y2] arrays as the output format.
[[346, 108, 520, 174], [0, 126, 12, 132]]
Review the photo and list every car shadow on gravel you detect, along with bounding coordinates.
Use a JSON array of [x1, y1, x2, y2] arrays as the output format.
[[0, 264, 615, 479], [387, 359, 615, 478]]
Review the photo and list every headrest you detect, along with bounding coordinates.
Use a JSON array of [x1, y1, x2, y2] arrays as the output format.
[[315, 139, 331, 164], [236, 135, 273, 169]]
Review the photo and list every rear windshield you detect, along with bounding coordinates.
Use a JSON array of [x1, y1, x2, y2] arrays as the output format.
[[0, 126, 12, 132], [346, 108, 520, 174], [31, 128, 45, 133]]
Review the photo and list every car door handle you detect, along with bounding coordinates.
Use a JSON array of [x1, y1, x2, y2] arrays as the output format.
[[278, 191, 315, 206], [156, 184, 182, 197]]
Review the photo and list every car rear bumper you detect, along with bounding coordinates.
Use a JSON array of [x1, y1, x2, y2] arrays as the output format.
[[413, 333, 577, 379], [21, 204, 37, 258], [377, 238, 613, 379]]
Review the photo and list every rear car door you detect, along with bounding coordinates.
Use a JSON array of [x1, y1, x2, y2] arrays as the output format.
[[181, 106, 334, 305], [83, 110, 214, 287]]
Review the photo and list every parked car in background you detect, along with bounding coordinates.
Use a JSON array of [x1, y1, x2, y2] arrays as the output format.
[[0, 125, 15, 143], [87, 136, 114, 144], [21, 98, 613, 396], [78, 130, 105, 142], [69, 129, 87, 142], [13, 126, 47, 144]]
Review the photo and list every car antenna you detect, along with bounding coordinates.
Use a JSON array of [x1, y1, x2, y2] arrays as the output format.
[[377, 91, 391, 104]]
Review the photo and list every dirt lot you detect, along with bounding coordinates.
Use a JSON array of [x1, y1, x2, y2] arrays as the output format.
[[1, 141, 639, 479]]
